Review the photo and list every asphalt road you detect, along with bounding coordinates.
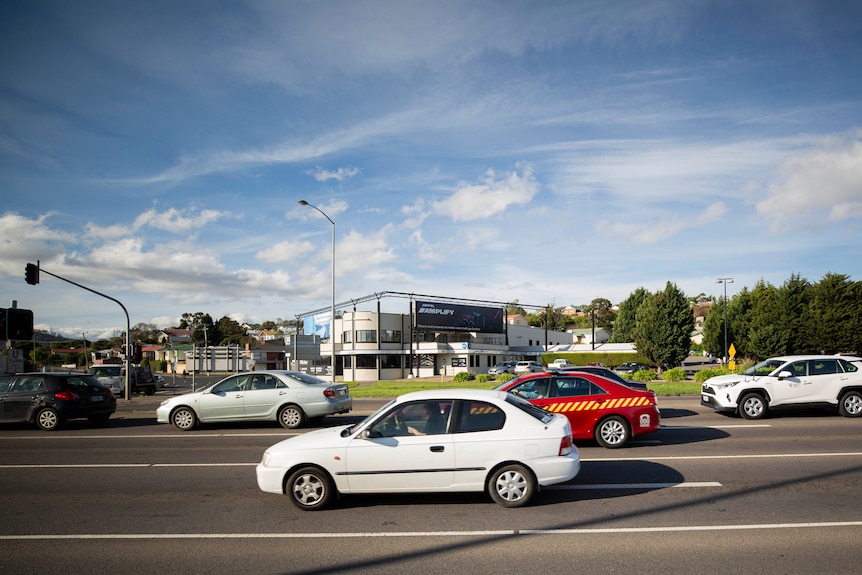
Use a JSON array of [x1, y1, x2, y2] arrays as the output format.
[[1, 396, 860, 574]]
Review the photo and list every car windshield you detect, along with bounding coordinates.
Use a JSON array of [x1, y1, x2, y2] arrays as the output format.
[[284, 372, 329, 385], [743, 359, 785, 376]]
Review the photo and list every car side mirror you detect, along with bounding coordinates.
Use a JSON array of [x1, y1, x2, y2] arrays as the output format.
[[362, 429, 382, 439], [777, 370, 793, 379]]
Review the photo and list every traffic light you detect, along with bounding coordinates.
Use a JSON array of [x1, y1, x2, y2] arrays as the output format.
[[25, 262, 40, 285], [6, 308, 34, 340]]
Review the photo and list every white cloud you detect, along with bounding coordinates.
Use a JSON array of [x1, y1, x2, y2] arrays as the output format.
[[85, 206, 234, 239], [431, 164, 539, 222], [307, 166, 360, 182], [255, 240, 316, 264], [757, 136, 862, 232]]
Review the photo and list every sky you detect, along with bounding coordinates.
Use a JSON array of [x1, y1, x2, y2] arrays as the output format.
[[1, 0, 861, 341]]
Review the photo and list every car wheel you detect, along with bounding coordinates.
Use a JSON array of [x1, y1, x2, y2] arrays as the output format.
[[278, 404, 305, 429], [287, 466, 335, 511], [838, 391, 862, 417], [170, 406, 197, 431], [487, 464, 536, 508], [595, 415, 630, 448], [35, 407, 61, 431], [739, 393, 767, 420]]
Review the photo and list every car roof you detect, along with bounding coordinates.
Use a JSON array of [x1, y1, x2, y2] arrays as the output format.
[[767, 355, 862, 362], [395, 388, 509, 402]]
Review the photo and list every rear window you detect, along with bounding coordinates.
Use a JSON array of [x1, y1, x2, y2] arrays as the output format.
[[504, 393, 555, 424], [89, 366, 121, 377]]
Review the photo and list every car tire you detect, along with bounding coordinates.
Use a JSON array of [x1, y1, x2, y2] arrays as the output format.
[[487, 463, 536, 508], [739, 393, 767, 420], [35, 407, 61, 431], [170, 406, 198, 431], [278, 404, 306, 429], [287, 466, 335, 511], [838, 390, 862, 417], [595, 415, 630, 448]]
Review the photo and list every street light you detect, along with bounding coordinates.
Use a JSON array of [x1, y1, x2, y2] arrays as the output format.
[[298, 200, 336, 383], [716, 277, 734, 364]]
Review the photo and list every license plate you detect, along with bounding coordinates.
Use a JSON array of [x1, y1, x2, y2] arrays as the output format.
[[91, 395, 103, 402], [337, 389, 346, 397]]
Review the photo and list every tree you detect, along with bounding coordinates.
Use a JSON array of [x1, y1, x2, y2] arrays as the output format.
[[216, 315, 247, 345], [586, 298, 614, 331], [130, 322, 160, 345], [609, 287, 649, 343], [801, 273, 857, 354], [633, 282, 693, 370]]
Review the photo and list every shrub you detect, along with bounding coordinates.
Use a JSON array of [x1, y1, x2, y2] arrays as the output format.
[[633, 369, 658, 381], [452, 371, 476, 382], [662, 367, 687, 382], [475, 374, 491, 383], [495, 373, 515, 384], [695, 368, 731, 382]]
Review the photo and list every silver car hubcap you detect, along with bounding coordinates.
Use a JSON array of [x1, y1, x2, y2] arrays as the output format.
[[495, 470, 527, 502], [282, 408, 301, 427], [845, 395, 862, 415], [743, 398, 763, 417], [39, 411, 57, 429], [174, 410, 194, 429], [293, 474, 324, 505], [600, 420, 625, 445]]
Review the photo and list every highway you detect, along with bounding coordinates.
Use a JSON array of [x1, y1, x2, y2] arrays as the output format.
[[1, 394, 860, 574]]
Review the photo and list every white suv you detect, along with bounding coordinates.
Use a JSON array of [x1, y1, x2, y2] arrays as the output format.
[[513, 361, 544, 375], [701, 355, 862, 419]]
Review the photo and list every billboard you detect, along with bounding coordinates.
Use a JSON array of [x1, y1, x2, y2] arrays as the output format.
[[303, 311, 331, 339], [414, 300, 505, 333]]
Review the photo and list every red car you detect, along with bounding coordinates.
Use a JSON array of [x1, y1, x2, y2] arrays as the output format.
[[494, 371, 660, 448]]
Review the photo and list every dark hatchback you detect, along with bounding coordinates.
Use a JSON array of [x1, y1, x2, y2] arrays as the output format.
[[0, 372, 117, 430]]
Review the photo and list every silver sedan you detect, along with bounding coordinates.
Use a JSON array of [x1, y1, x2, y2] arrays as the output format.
[[156, 370, 352, 431]]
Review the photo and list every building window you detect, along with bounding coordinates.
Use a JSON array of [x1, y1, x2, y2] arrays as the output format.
[[380, 330, 401, 343], [356, 355, 376, 369], [343, 356, 352, 368], [381, 355, 401, 369], [342, 331, 352, 343], [356, 330, 377, 343]]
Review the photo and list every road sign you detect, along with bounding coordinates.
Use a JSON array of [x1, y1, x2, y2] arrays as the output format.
[[729, 343, 736, 359]]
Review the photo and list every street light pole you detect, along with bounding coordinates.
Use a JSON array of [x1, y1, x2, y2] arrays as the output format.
[[298, 200, 336, 383], [716, 277, 734, 364]]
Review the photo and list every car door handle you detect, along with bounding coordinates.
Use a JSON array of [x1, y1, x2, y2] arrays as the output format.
[[430, 446, 445, 453]]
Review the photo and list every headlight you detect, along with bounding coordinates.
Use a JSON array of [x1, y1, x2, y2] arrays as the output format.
[[714, 381, 739, 390], [159, 399, 171, 406], [261, 451, 272, 467]]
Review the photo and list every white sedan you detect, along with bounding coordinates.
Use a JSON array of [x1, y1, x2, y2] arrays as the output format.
[[256, 388, 580, 509], [156, 370, 352, 430]]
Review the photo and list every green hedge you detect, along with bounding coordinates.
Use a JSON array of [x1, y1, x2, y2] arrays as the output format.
[[541, 352, 651, 369]]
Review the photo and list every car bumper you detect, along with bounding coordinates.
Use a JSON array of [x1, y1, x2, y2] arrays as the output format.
[[533, 453, 581, 487], [304, 397, 353, 418], [700, 393, 737, 413], [256, 463, 285, 494]]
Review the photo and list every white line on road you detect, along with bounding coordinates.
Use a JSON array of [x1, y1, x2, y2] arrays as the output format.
[[2, 521, 861, 540]]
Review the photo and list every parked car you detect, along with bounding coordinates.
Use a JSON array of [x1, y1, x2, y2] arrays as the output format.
[[87, 363, 158, 396], [495, 371, 661, 448], [256, 388, 580, 509], [545, 359, 575, 371], [557, 365, 648, 390], [0, 372, 116, 431], [701, 355, 862, 419], [488, 361, 517, 376], [613, 362, 649, 375], [513, 360, 544, 374], [156, 370, 352, 431]]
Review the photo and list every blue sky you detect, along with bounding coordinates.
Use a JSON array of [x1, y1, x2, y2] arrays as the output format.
[[1, 0, 861, 340]]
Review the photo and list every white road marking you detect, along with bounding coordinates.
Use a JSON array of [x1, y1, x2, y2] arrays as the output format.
[[2, 521, 861, 540]]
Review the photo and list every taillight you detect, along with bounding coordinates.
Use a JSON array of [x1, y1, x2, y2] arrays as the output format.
[[54, 390, 80, 401], [559, 435, 573, 456], [323, 388, 335, 399]]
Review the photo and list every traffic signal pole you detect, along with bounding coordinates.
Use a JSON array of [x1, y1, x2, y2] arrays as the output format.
[[25, 263, 132, 400]]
